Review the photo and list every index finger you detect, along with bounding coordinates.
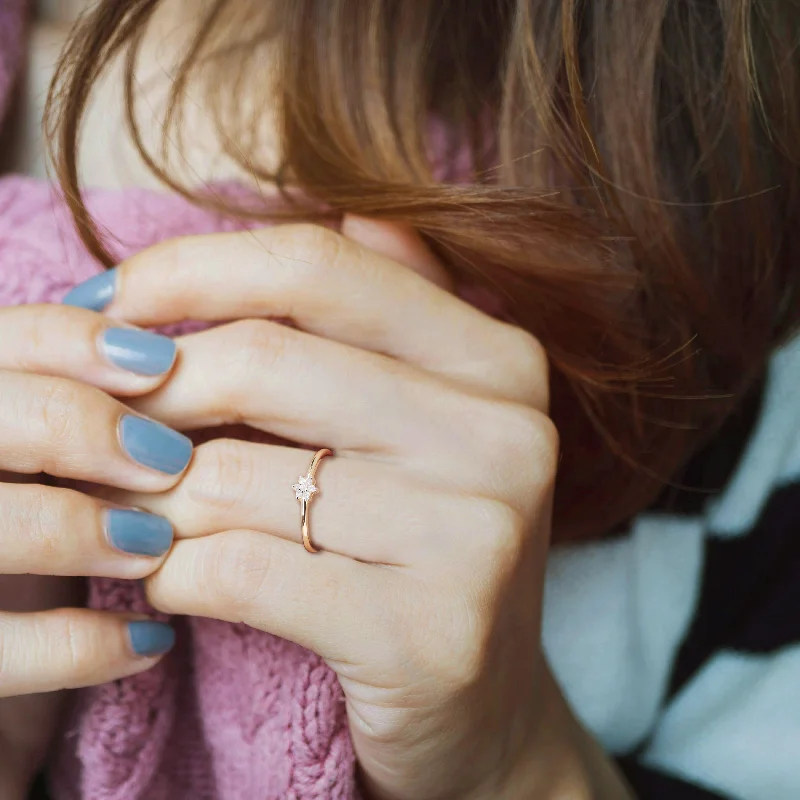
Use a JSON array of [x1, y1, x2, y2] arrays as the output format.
[[63, 225, 548, 408]]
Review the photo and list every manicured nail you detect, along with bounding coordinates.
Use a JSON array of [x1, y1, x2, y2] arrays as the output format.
[[101, 328, 177, 376], [119, 415, 193, 475], [106, 508, 174, 557], [63, 268, 117, 311], [128, 620, 176, 657]]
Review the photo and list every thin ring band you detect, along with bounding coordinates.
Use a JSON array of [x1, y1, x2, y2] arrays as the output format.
[[293, 448, 332, 553]]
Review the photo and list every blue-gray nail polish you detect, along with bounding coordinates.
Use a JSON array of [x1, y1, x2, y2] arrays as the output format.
[[128, 620, 175, 657], [102, 329, 177, 376], [63, 268, 117, 311], [106, 508, 173, 557], [119, 415, 193, 475]]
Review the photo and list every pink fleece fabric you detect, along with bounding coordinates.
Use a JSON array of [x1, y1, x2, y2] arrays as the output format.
[[0, 5, 491, 799]]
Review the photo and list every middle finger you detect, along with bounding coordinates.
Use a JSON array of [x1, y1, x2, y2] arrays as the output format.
[[130, 318, 479, 461]]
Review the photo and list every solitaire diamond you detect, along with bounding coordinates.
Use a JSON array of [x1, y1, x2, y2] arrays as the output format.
[[293, 475, 318, 502]]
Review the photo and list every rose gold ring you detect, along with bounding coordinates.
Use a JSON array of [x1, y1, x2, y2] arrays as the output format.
[[292, 449, 332, 554]]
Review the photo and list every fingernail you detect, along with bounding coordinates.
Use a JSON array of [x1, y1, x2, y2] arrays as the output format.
[[63, 268, 117, 311], [106, 508, 174, 557], [128, 620, 175, 657], [119, 415, 193, 475], [101, 329, 177, 376]]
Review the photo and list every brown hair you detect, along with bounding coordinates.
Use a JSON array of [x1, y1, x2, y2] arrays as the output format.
[[46, 0, 800, 541]]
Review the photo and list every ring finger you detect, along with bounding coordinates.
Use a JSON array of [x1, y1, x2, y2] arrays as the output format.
[[126, 318, 540, 498], [98, 440, 498, 566]]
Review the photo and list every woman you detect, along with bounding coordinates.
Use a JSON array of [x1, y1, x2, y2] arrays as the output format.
[[0, 1, 797, 798]]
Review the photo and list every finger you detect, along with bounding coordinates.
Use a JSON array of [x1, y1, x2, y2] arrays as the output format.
[[0, 482, 173, 578], [0, 610, 175, 697], [0, 304, 177, 396], [127, 318, 468, 455], [65, 225, 546, 406], [96, 440, 501, 566], [126, 320, 555, 502], [145, 530, 391, 664], [340, 214, 452, 288], [0, 370, 193, 490]]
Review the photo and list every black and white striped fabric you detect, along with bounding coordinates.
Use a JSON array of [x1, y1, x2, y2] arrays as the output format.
[[542, 332, 800, 799]]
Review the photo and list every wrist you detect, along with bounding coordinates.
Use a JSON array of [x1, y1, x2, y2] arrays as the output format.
[[475, 664, 635, 800], [476, 698, 591, 799]]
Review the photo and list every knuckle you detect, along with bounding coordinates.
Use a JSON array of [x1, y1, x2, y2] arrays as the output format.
[[504, 327, 549, 404], [470, 498, 527, 563], [0, 620, 22, 682], [185, 439, 256, 511], [143, 570, 180, 615], [491, 405, 560, 486], [454, 633, 492, 688], [60, 613, 90, 675], [433, 603, 493, 689], [12, 306, 61, 369], [277, 223, 345, 282], [27, 378, 87, 450], [16, 485, 77, 560], [427, 509, 528, 688], [9, 306, 108, 377], [227, 318, 289, 375], [384, 583, 494, 693], [0, 615, 18, 678], [209, 531, 272, 611], [127, 235, 211, 313], [0, 610, 102, 690], [531, 413, 561, 476], [45, 610, 98, 678], [0, 621, 10, 680], [145, 235, 195, 276]]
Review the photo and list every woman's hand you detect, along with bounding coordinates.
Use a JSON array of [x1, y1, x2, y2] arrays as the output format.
[[75, 218, 629, 799], [0, 304, 194, 796]]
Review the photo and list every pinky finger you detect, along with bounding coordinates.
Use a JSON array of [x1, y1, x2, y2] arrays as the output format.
[[0, 609, 175, 697]]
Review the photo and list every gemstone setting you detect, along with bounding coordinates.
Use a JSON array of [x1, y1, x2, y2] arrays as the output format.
[[293, 475, 318, 502]]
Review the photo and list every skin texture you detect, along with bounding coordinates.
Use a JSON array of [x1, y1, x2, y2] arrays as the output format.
[[0, 6, 635, 798], [0, 217, 635, 798], [0, 308, 191, 796], [93, 217, 632, 799]]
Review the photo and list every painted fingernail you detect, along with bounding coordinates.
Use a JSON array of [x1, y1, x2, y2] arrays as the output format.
[[63, 268, 117, 311], [128, 620, 176, 657], [119, 415, 193, 475], [101, 328, 177, 376], [106, 508, 174, 557]]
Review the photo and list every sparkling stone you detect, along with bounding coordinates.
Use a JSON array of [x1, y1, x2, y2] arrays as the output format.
[[293, 475, 318, 501]]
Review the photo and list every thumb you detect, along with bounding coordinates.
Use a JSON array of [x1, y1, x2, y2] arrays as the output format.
[[341, 214, 454, 291]]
